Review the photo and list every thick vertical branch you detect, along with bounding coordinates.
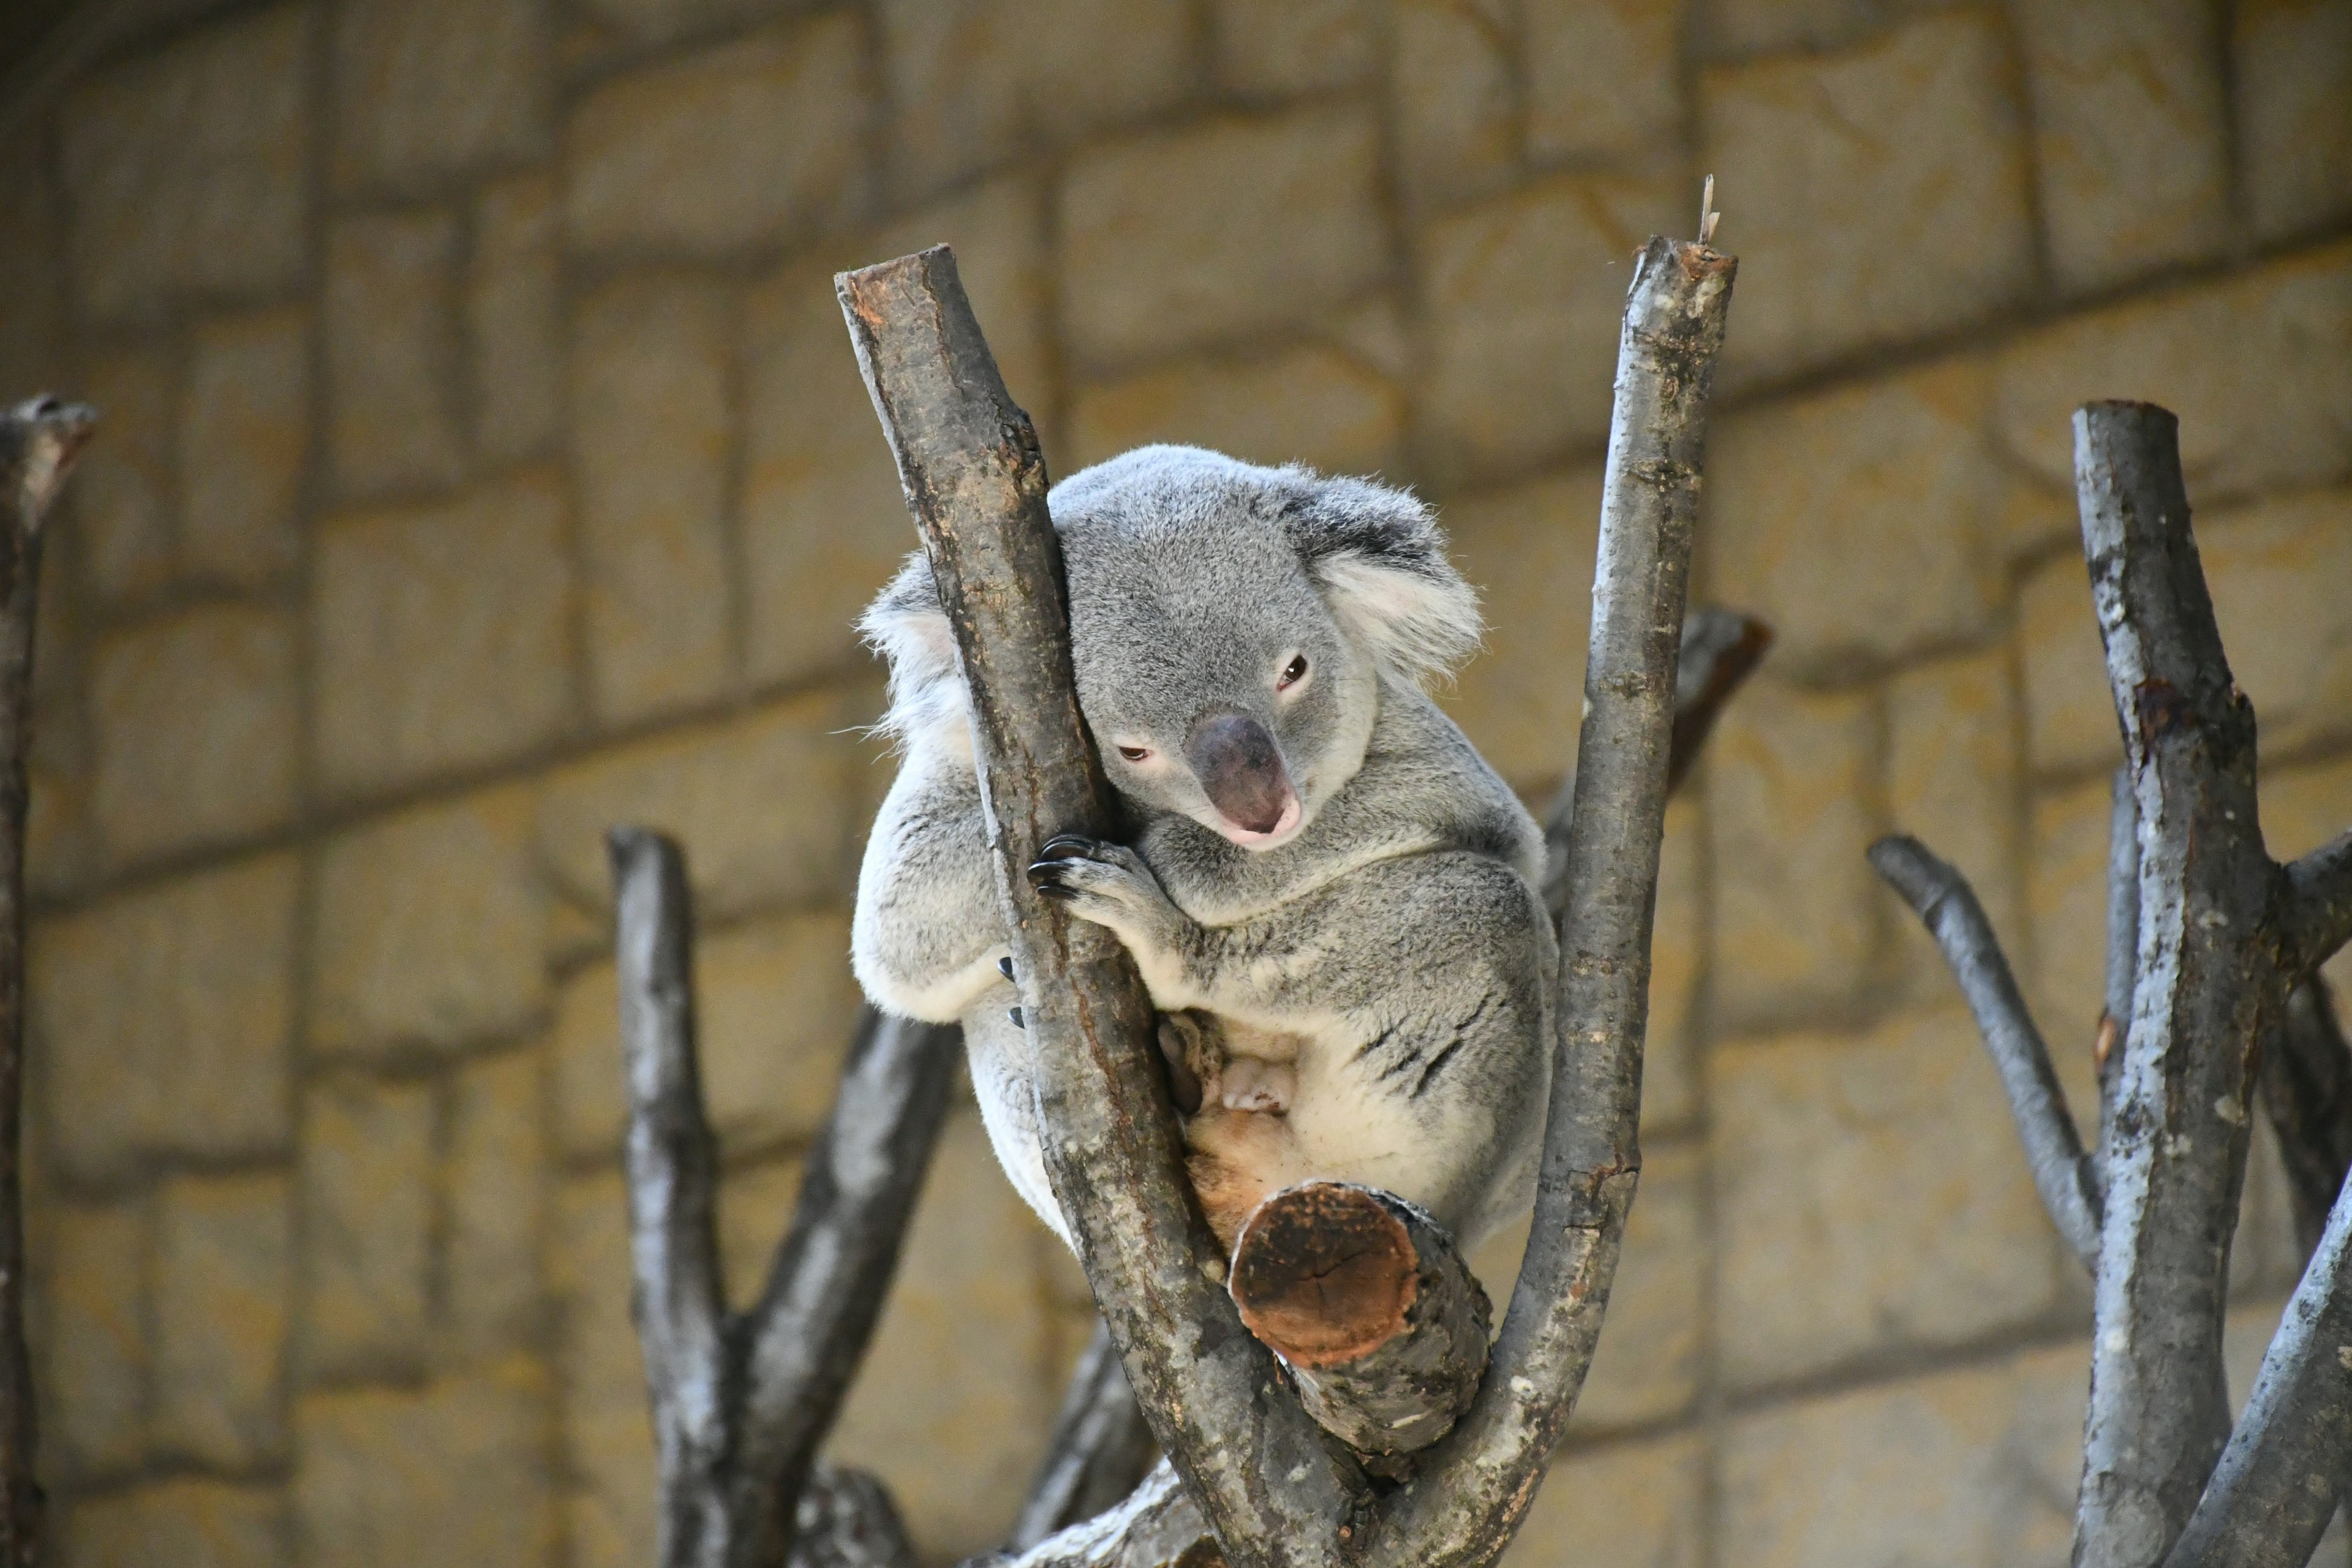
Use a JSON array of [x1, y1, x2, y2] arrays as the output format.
[[0, 396, 93, 1568], [839, 248, 1362, 1564], [1379, 234, 1734, 1562], [2073, 402, 2284, 1568], [610, 830, 952, 1568]]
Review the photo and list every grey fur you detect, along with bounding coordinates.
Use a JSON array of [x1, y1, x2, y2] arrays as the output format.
[[851, 446, 1555, 1250]]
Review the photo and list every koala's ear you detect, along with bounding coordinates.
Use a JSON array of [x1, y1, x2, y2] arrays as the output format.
[[858, 551, 963, 741], [1280, 472, 1482, 688]]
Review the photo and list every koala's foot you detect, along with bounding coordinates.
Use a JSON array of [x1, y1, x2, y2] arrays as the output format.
[[1027, 835, 1193, 995], [1156, 1009, 1219, 1115]]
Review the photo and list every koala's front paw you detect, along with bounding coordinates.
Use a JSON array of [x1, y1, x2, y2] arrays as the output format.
[[1027, 835, 1192, 993]]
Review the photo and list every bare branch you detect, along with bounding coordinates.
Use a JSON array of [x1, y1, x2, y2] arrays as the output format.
[[2099, 765, 2140, 1152], [0, 394, 95, 1568], [2257, 979, 2352, 1261], [2072, 401, 2284, 1568], [1381, 233, 1735, 1562], [1228, 1184, 1490, 1468], [2283, 830, 2352, 981], [1011, 1322, 1156, 1551], [610, 831, 959, 1568], [838, 247, 1362, 1561], [977, 1463, 1207, 1568], [2160, 1161, 2352, 1568], [790, 1466, 920, 1568], [1869, 834, 2103, 1268]]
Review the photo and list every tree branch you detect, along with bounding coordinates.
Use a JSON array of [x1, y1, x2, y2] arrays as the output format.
[[609, 830, 955, 1568], [1868, 834, 2103, 1268], [2282, 831, 2352, 981], [2100, 766, 2141, 1154], [838, 248, 1363, 1563], [1378, 233, 1734, 1563], [976, 1463, 1207, 1568], [1009, 1322, 1156, 1552], [0, 395, 93, 1568], [790, 1466, 922, 1568], [2071, 402, 2285, 1568], [2256, 978, 2352, 1261], [2160, 1159, 2352, 1568]]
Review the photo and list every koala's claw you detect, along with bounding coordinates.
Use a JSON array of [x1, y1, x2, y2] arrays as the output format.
[[1026, 838, 1182, 965]]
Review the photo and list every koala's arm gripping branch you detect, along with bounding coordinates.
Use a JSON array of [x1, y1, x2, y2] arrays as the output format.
[[1868, 835, 2103, 1268], [1379, 235, 1735, 1563], [0, 395, 94, 1568], [609, 829, 948, 1568], [839, 247, 1363, 1565]]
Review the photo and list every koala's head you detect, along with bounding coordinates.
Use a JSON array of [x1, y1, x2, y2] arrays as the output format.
[[862, 446, 1480, 851]]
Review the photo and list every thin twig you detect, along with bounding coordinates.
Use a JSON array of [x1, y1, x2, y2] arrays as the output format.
[[1378, 231, 1735, 1564], [1869, 835, 2103, 1268], [2160, 1161, 2352, 1568], [2071, 402, 2282, 1568], [0, 395, 92, 1568], [1008, 1322, 1156, 1552], [2256, 978, 2352, 1261], [2283, 831, 2352, 981]]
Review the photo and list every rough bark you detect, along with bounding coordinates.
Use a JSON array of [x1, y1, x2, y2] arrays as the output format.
[[609, 829, 956, 1568], [2071, 402, 2286, 1568], [978, 1463, 1213, 1568], [1011, 1322, 1158, 1551], [2283, 832, 2352, 982], [839, 247, 1365, 1565], [1227, 1184, 1491, 1467], [2161, 1167, 2352, 1568], [2101, 766, 2141, 1153], [0, 395, 94, 1568], [1868, 834, 2103, 1268], [790, 1466, 922, 1568], [2258, 979, 2352, 1261]]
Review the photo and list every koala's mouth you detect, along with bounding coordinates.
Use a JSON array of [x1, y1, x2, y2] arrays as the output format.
[[1213, 793, 1303, 851]]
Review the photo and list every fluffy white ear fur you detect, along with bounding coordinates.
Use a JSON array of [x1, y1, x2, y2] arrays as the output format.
[[858, 551, 963, 744], [1285, 471, 1483, 689]]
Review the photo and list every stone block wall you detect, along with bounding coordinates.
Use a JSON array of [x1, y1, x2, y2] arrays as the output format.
[[1, 0, 2347, 1563]]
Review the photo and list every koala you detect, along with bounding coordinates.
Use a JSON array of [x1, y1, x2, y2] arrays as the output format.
[[851, 446, 1556, 1254]]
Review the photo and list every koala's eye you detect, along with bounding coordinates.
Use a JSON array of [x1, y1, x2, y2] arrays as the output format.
[[1276, 653, 1310, 691], [1116, 744, 1151, 761]]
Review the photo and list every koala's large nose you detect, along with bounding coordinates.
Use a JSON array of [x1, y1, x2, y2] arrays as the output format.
[[1185, 712, 1294, 835]]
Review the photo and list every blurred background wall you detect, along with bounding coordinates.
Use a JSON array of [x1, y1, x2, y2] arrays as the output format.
[[0, 0, 2347, 1562]]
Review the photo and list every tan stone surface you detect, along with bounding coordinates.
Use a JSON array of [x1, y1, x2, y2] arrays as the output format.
[[153, 1172, 291, 1468], [303, 1076, 434, 1379], [535, 693, 863, 921], [553, 908, 859, 1161], [1647, 798, 1707, 1134], [59, 5, 311, 321], [2236, 0, 2352, 243], [1417, 176, 1681, 484], [1708, 680, 1879, 1030], [742, 179, 1047, 691], [469, 174, 562, 464], [2019, 547, 2117, 779], [1395, 0, 1517, 209], [565, 15, 869, 260], [555, 1171, 655, 1568], [1888, 652, 2023, 1005], [2016, 0, 2230, 293], [448, 1048, 548, 1357], [1525, 0, 1683, 165], [312, 469, 576, 791], [1708, 357, 2000, 678], [2026, 774, 2114, 1087], [2201, 487, 2352, 756], [0, 137, 60, 406], [1994, 243, 2352, 507], [34, 855, 296, 1183], [571, 273, 735, 725], [1695, 0, 1947, 57], [1719, 1340, 2087, 1568], [1503, 1431, 1705, 1568], [717, 1155, 805, 1313], [1060, 107, 1385, 369], [1212, 0, 1379, 97], [878, 0, 1194, 197], [827, 1114, 1058, 1558], [74, 347, 175, 605], [180, 306, 308, 586], [45, 1199, 147, 1476], [90, 605, 298, 864], [1701, 12, 2035, 386], [326, 208, 463, 499], [331, 0, 548, 194], [61, 1479, 285, 1568], [1069, 346, 1403, 477], [574, 0, 772, 43], [295, 1360, 559, 1567], [312, 785, 548, 1058], [1439, 464, 1600, 790], [1714, 1011, 2064, 1389]]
